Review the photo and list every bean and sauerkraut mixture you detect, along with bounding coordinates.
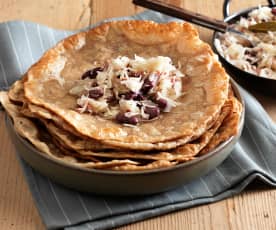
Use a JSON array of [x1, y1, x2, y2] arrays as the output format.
[[70, 56, 184, 125], [215, 6, 276, 79]]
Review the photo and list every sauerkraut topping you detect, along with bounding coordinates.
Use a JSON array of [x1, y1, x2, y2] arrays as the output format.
[[215, 6, 276, 79], [70, 55, 185, 125]]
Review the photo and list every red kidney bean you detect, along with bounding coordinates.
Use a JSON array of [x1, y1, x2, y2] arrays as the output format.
[[121, 92, 135, 100], [116, 112, 139, 125], [271, 8, 276, 16], [155, 98, 167, 110], [106, 95, 117, 103], [81, 67, 104, 79], [122, 92, 144, 101], [128, 71, 146, 78], [141, 78, 153, 94], [144, 106, 160, 119], [88, 87, 104, 99], [134, 94, 145, 101]]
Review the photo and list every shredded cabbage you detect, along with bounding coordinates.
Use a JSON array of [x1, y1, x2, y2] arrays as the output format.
[[215, 6, 276, 79], [70, 55, 185, 124]]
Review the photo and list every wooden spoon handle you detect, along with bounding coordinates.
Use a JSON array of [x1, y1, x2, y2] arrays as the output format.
[[133, 0, 228, 32]]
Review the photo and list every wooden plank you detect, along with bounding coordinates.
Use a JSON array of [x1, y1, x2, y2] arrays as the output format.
[[0, 113, 44, 230], [228, 188, 276, 230], [90, 0, 144, 24], [90, 0, 183, 25], [117, 202, 229, 230], [0, 0, 91, 29]]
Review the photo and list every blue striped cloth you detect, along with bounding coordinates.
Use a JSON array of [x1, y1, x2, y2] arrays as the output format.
[[1, 11, 276, 230]]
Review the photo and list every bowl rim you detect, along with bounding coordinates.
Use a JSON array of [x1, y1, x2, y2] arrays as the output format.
[[7, 79, 245, 176]]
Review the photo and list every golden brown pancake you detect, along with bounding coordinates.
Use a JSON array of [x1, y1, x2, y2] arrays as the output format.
[[0, 21, 243, 171], [0, 91, 139, 169], [23, 21, 229, 149]]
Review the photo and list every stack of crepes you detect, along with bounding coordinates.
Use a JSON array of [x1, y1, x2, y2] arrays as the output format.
[[0, 21, 243, 171]]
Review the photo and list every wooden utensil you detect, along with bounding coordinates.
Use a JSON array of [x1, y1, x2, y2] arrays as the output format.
[[133, 0, 257, 46]]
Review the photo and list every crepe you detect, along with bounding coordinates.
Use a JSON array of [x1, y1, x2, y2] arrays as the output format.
[[23, 21, 229, 148], [24, 102, 223, 151], [43, 96, 232, 157], [12, 78, 223, 151], [9, 77, 233, 157], [1, 21, 243, 171], [8, 78, 25, 104], [1, 90, 241, 171], [199, 96, 243, 155], [0, 91, 139, 169]]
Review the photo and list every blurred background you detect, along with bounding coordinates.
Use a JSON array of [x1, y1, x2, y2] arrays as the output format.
[[0, 0, 268, 43]]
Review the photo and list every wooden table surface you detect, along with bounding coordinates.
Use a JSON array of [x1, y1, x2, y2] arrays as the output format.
[[0, 0, 276, 229]]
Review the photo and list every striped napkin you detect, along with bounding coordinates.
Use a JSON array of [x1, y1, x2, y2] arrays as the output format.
[[1, 10, 276, 230]]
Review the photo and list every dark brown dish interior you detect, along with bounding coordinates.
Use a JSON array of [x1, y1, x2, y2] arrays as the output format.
[[213, 3, 276, 96]]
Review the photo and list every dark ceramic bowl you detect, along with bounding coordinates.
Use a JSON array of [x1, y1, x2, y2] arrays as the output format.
[[212, 0, 276, 96], [6, 80, 244, 196]]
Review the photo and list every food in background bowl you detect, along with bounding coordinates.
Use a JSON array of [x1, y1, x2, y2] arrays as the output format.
[[215, 6, 276, 79], [1, 21, 243, 172]]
